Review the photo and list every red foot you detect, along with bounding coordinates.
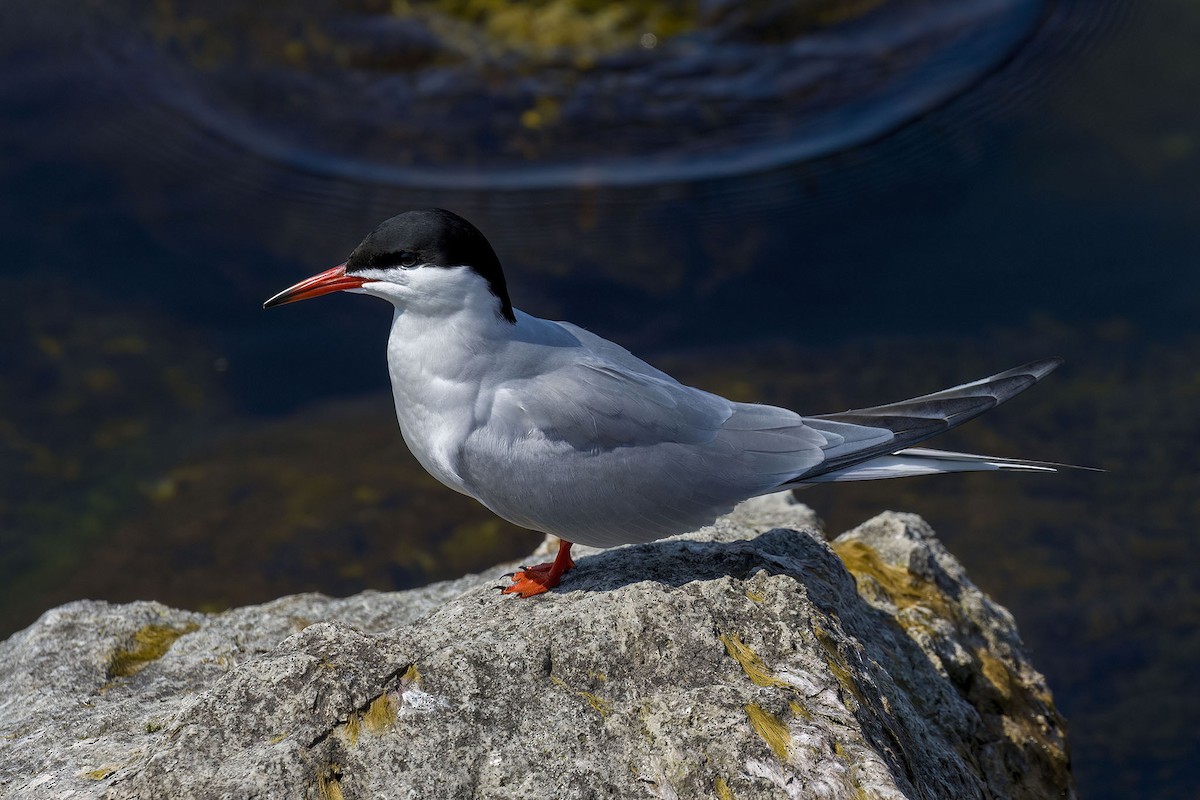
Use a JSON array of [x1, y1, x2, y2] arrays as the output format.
[[502, 540, 575, 597]]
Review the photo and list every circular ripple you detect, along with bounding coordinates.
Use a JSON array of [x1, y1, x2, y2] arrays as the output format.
[[82, 0, 1044, 189]]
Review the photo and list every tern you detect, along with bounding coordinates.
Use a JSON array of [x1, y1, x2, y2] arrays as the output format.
[[266, 208, 1075, 597]]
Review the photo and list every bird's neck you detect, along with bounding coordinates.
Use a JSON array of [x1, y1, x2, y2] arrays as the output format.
[[384, 295, 518, 419], [381, 299, 519, 494]]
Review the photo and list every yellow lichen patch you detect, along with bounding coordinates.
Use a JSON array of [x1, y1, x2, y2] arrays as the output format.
[[401, 663, 421, 685], [977, 649, 1014, 701], [811, 624, 862, 705], [972, 647, 1065, 762], [579, 691, 613, 718], [745, 589, 766, 603], [327, 679, 403, 749], [342, 710, 362, 745], [107, 622, 200, 680], [745, 704, 790, 760], [362, 693, 398, 733], [827, 658, 860, 703], [268, 733, 291, 745], [831, 539, 953, 620], [84, 766, 116, 780], [788, 699, 813, 721], [719, 633, 790, 689], [714, 775, 736, 799], [549, 674, 612, 718], [316, 763, 344, 800]]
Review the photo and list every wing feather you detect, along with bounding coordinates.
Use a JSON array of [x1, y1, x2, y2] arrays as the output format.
[[469, 352, 827, 545]]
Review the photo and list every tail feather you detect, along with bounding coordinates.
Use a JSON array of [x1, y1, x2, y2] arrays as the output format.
[[897, 447, 1102, 472], [793, 357, 1065, 483], [797, 446, 1100, 484]]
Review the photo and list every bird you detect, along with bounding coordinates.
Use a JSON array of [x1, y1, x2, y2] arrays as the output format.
[[265, 208, 1078, 597]]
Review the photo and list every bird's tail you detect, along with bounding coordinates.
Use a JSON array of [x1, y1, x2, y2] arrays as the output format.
[[787, 357, 1097, 484], [798, 446, 1099, 483]]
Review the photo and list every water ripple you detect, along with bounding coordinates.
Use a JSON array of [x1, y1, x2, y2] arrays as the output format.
[[56, 0, 1050, 189]]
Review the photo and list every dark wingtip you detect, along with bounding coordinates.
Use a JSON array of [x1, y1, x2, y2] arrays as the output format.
[[1002, 357, 1064, 382], [1030, 356, 1065, 378]]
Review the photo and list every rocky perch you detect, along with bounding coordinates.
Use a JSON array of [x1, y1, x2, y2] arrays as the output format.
[[0, 495, 1073, 800]]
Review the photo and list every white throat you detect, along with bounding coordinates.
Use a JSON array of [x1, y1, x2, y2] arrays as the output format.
[[372, 267, 518, 495]]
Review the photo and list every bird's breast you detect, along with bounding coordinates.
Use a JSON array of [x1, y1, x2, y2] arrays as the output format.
[[385, 334, 489, 498], [388, 374, 481, 496]]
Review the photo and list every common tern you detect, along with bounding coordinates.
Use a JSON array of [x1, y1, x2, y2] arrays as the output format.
[[266, 208, 1073, 597]]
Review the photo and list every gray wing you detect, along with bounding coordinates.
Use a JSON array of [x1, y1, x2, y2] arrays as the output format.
[[553, 320, 679, 382], [497, 360, 730, 450], [468, 357, 828, 546]]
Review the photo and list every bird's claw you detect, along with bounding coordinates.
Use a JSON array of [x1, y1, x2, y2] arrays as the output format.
[[500, 562, 559, 597], [499, 542, 576, 599], [501, 575, 553, 597]]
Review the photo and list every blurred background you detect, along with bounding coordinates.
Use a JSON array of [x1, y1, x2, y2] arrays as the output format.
[[1, 0, 1196, 796]]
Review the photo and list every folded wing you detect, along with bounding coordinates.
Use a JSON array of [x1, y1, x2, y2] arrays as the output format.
[[473, 354, 827, 545]]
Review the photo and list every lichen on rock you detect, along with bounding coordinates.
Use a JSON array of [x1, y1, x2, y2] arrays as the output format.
[[105, 622, 200, 681], [0, 494, 1074, 799]]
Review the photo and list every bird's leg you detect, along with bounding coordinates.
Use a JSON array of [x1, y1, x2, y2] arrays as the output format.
[[502, 539, 575, 597]]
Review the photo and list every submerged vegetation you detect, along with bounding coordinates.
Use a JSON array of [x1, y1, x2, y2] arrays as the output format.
[[387, 0, 697, 59]]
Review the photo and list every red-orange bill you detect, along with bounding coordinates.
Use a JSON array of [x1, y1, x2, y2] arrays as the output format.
[[263, 263, 366, 308]]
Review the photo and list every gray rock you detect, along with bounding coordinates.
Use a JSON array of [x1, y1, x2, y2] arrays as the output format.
[[0, 494, 1073, 800]]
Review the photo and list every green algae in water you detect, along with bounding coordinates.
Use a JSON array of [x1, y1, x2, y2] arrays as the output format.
[[393, 0, 698, 58]]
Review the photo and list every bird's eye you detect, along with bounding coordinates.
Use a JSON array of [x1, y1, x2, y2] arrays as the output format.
[[373, 250, 419, 269]]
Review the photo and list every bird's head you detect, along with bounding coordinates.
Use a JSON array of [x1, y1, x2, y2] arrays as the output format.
[[264, 208, 515, 323]]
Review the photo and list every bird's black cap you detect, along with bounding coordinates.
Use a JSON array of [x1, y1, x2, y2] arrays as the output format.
[[346, 208, 515, 323]]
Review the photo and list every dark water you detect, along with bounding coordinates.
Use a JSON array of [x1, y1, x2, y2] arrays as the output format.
[[2, 0, 1197, 797]]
